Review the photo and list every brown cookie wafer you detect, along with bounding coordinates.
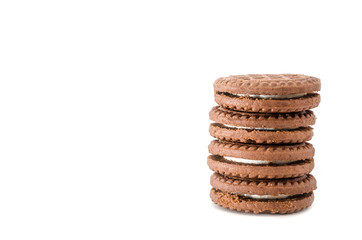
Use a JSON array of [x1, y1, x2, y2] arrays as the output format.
[[210, 123, 313, 144], [208, 140, 315, 162], [214, 74, 321, 113], [210, 106, 316, 129], [211, 173, 316, 196], [210, 189, 314, 214], [210, 173, 316, 214], [207, 155, 314, 179]]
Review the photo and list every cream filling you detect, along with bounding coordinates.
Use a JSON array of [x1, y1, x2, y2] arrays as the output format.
[[235, 93, 307, 99], [224, 156, 298, 165], [233, 193, 290, 199], [222, 124, 298, 131]]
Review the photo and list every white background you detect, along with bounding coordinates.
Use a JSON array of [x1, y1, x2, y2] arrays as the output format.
[[0, 1, 361, 239]]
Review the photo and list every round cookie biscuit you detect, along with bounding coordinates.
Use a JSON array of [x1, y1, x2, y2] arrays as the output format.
[[213, 74, 321, 113], [207, 155, 314, 179], [208, 140, 315, 162], [215, 92, 320, 113], [210, 173, 316, 196], [210, 189, 314, 214], [214, 74, 321, 95], [210, 173, 316, 214], [209, 123, 313, 144], [209, 106, 316, 129]]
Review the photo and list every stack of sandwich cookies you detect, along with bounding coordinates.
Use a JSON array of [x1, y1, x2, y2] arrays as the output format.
[[208, 74, 320, 214]]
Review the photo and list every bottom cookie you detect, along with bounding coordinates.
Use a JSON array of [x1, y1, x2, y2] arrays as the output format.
[[210, 188, 314, 214]]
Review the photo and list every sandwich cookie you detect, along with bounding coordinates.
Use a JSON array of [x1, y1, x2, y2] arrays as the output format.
[[210, 173, 316, 214], [214, 74, 321, 113], [208, 140, 314, 179], [209, 106, 316, 144]]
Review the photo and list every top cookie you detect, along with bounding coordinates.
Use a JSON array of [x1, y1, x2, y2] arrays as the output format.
[[214, 74, 321, 113], [214, 74, 321, 95]]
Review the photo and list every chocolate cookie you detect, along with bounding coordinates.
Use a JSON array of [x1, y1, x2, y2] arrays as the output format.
[[210, 173, 317, 214], [207, 155, 314, 179], [208, 140, 314, 179], [209, 106, 316, 144], [214, 74, 321, 113]]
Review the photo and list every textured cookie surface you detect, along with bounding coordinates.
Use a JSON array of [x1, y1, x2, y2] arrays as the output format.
[[215, 92, 320, 113], [214, 74, 321, 95], [210, 188, 314, 214], [210, 123, 313, 144], [209, 140, 315, 162], [210, 173, 316, 196], [209, 106, 316, 129], [207, 155, 314, 179]]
